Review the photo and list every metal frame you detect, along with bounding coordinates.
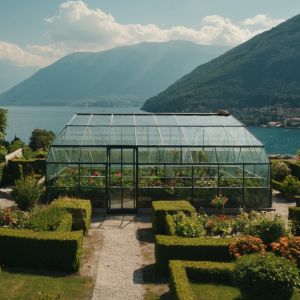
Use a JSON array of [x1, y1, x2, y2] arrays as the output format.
[[46, 113, 271, 211]]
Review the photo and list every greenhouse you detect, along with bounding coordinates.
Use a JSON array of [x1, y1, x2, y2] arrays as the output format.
[[46, 113, 271, 213]]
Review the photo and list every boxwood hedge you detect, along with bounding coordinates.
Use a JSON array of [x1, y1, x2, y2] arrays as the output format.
[[152, 200, 196, 234], [169, 260, 235, 300], [155, 235, 235, 273], [51, 197, 92, 234], [0, 228, 83, 272]]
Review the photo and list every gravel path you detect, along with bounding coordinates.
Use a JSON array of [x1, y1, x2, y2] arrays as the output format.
[[92, 215, 144, 300], [0, 188, 15, 209]]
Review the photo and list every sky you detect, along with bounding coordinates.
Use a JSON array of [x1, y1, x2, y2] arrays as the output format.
[[0, 0, 300, 68]]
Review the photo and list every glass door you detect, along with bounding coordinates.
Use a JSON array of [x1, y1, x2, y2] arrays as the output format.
[[108, 148, 136, 212]]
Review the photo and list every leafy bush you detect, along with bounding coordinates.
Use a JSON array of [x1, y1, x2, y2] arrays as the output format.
[[289, 206, 300, 235], [206, 215, 234, 236], [0, 228, 83, 272], [244, 212, 288, 245], [26, 206, 72, 232], [0, 207, 31, 228], [281, 175, 300, 200], [229, 236, 266, 258], [233, 253, 300, 300], [11, 177, 43, 211], [152, 200, 196, 234], [172, 211, 206, 237], [272, 161, 291, 181], [271, 236, 300, 268], [210, 194, 228, 210], [0, 145, 7, 162], [51, 197, 92, 233]]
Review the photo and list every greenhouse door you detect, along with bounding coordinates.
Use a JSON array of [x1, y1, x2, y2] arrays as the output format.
[[107, 147, 137, 213]]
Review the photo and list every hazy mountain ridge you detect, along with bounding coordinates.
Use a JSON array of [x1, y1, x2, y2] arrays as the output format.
[[142, 15, 300, 118], [0, 41, 229, 106]]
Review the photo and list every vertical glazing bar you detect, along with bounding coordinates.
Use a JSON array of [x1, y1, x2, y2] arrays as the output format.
[[242, 164, 245, 207]]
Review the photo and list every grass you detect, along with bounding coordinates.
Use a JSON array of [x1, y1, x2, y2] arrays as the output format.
[[190, 282, 241, 300], [0, 268, 93, 300], [190, 282, 300, 300]]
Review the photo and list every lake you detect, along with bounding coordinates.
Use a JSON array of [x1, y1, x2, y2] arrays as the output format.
[[4, 106, 300, 155]]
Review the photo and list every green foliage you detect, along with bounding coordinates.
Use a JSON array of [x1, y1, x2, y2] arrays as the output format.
[[172, 211, 206, 237], [0, 228, 83, 272], [8, 137, 24, 153], [11, 177, 43, 211], [155, 235, 234, 273], [288, 207, 300, 235], [272, 161, 291, 181], [152, 200, 196, 234], [206, 215, 235, 236], [0, 207, 31, 228], [26, 206, 72, 232], [244, 212, 288, 245], [51, 197, 92, 234], [0, 145, 7, 162], [29, 129, 55, 151], [142, 15, 300, 123], [233, 253, 300, 300], [169, 260, 235, 300], [0, 109, 7, 142], [281, 175, 300, 200]]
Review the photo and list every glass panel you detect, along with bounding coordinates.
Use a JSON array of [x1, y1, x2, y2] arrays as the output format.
[[80, 164, 106, 188], [122, 189, 135, 208], [110, 189, 122, 209]]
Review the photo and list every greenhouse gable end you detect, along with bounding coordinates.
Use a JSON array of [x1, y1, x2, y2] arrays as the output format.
[[46, 113, 271, 213]]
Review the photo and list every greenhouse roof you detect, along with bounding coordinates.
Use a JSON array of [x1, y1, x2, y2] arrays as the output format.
[[52, 113, 264, 148]]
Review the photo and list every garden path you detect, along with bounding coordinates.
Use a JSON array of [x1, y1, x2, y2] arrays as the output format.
[[0, 188, 15, 209], [92, 215, 144, 300]]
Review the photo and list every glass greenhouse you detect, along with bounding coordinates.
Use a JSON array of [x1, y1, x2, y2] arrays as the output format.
[[46, 113, 271, 213]]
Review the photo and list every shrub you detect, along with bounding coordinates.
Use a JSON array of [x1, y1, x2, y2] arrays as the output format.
[[0, 228, 83, 272], [244, 212, 287, 245], [233, 253, 300, 300], [210, 194, 228, 210], [289, 206, 300, 235], [29, 129, 55, 151], [206, 214, 234, 236], [11, 177, 43, 211], [26, 206, 72, 232], [155, 235, 234, 273], [271, 236, 300, 268], [272, 161, 291, 181], [281, 175, 300, 200], [172, 211, 206, 237], [152, 200, 196, 234], [169, 260, 235, 300], [51, 197, 92, 233], [229, 236, 266, 258], [0, 207, 31, 228]]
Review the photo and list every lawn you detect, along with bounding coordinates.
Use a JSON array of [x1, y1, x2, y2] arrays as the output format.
[[0, 268, 93, 300], [190, 282, 300, 300]]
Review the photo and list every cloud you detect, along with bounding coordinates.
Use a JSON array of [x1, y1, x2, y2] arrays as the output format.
[[46, 1, 285, 52], [0, 41, 52, 67], [0, 1, 285, 68], [243, 14, 284, 28]]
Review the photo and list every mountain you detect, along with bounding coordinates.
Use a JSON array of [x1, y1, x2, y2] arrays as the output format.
[[142, 15, 300, 120], [0, 41, 229, 107], [0, 62, 37, 93]]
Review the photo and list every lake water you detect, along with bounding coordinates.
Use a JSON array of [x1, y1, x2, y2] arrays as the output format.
[[4, 106, 300, 155]]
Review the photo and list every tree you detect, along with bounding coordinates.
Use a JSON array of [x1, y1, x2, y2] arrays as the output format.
[[29, 129, 55, 151], [0, 109, 7, 142]]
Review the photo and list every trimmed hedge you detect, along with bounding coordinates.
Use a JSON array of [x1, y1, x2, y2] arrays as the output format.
[[152, 200, 196, 234], [285, 161, 300, 180], [51, 197, 92, 234], [165, 214, 176, 236], [169, 260, 235, 300], [155, 235, 235, 273], [0, 228, 82, 272], [289, 206, 300, 235]]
